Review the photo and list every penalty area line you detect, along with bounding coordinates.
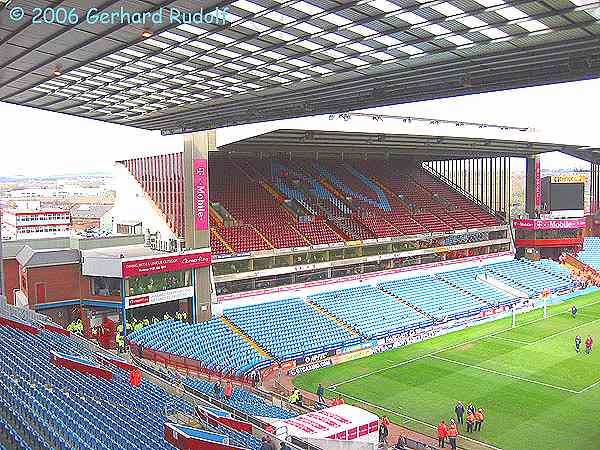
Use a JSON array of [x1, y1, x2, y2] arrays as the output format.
[[328, 298, 600, 389], [428, 355, 579, 394], [325, 388, 503, 450]]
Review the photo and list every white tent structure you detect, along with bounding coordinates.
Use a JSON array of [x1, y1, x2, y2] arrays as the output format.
[[272, 404, 380, 450]]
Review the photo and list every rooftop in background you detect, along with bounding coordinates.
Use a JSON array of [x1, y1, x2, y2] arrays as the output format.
[[70, 204, 113, 220], [81, 244, 167, 260], [1, 1, 598, 134]]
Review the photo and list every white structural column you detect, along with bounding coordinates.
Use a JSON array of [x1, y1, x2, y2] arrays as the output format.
[[183, 130, 217, 323]]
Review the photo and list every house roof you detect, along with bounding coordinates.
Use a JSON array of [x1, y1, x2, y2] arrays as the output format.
[[16, 247, 81, 268], [70, 204, 113, 220]]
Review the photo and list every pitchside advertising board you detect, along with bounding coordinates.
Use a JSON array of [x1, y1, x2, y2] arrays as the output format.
[[125, 286, 195, 309], [283, 308, 513, 376]]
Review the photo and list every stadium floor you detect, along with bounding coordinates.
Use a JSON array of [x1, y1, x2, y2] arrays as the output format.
[[294, 291, 600, 450]]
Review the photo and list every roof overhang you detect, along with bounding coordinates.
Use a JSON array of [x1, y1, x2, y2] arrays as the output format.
[[1, 1, 599, 133], [217, 128, 599, 161]]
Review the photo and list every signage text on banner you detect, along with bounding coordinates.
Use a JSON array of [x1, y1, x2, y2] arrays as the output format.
[[193, 159, 209, 230], [122, 251, 211, 278]]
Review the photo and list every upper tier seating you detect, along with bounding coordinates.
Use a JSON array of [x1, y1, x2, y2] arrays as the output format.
[[486, 260, 575, 296], [308, 285, 430, 338], [128, 319, 267, 375], [122, 156, 504, 253], [183, 378, 296, 420], [379, 276, 487, 320], [576, 237, 600, 270], [223, 298, 358, 359]]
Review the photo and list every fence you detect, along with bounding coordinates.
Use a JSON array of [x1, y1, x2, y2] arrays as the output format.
[[127, 340, 256, 387]]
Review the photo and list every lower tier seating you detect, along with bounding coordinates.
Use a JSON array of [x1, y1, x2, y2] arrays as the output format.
[[128, 319, 267, 376], [308, 285, 431, 338], [183, 378, 296, 420], [223, 298, 358, 360]]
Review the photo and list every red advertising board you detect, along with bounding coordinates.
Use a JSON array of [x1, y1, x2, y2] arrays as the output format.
[[512, 218, 586, 230], [122, 251, 211, 278], [194, 159, 209, 230]]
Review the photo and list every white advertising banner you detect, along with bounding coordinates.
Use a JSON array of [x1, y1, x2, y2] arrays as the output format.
[[125, 286, 194, 309]]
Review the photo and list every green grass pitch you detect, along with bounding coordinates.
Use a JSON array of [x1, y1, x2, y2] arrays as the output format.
[[293, 291, 600, 450]]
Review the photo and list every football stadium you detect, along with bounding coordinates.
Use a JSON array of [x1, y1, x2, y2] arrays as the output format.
[[2, 1, 600, 450]]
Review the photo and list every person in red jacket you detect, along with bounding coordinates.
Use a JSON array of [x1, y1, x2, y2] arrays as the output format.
[[466, 411, 475, 433], [474, 409, 485, 431], [585, 335, 593, 354], [224, 381, 233, 400], [437, 420, 448, 448], [447, 423, 459, 450]]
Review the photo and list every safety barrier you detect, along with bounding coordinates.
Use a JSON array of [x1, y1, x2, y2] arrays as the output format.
[[127, 341, 256, 387]]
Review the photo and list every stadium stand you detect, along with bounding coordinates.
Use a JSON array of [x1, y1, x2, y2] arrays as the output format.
[[379, 276, 487, 320], [576, 237, 600, 270], [123, 157, 504, 254], [485, 259, 575, 296], [183, 378, 296, 419], [127, 318, 267, 376], [436, 267, 515, 307], [308, 285, 431, 338], [222, 297, 359, 360], [128, 258, 576, 375], [0, 314, 268, 450]]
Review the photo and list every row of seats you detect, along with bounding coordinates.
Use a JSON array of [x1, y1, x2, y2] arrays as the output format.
[[486, 259, 574, 297], [127, 319, 267, 376], [183, 378, 296, 420], [308, 285, 432, 338], [130, 258, 573, 374], [0, 315, 265, 450], [223, 297, 359, 359], [576, 237, 600, 270], [122, 156, 503, 254]]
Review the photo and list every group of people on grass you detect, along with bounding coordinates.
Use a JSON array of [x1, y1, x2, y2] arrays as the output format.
[[436, 401, 485, 449], [572, 304, 593, 354]]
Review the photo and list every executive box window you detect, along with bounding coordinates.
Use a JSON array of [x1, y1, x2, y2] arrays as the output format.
[[125, 269, 192, 296], [91, 277, 121, 297]]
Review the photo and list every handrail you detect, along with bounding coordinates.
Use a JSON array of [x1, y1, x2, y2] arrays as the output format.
[[127, 341, 257, 387]]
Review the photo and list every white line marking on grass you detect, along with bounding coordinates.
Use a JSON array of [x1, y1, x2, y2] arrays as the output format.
[[428, 355, 580, 394], [329, 298, 600, 389], [578, 377, 600, 394], [528, 317, 600, 346], [488, 336, 531, 345], [325, 388, 503, 450]]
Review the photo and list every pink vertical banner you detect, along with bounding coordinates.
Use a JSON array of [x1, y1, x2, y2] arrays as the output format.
[[193, 159, 209, 230], [535, 159, 541, 210]]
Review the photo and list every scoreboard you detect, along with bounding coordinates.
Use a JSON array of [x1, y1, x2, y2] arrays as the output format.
[[541, 175, 585, 214]]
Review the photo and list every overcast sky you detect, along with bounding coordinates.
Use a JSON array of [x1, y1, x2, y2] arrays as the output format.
[[1, 78, 598, 177]]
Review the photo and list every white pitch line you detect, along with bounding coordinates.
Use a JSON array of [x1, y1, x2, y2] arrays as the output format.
[[429, 355, 580, 394], [329, 298, 600, 389], [578, 377, 600, 394], [325, 388, 503, 450], [528, 317, 600, 346], [488, 336, 531, 345]]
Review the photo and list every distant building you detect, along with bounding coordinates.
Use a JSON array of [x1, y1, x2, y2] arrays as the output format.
[[70, 204, 113, 231], [2, 206, 71, 239]]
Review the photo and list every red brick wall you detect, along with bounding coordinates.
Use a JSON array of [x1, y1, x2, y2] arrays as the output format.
[[2, 259, 19, 305], [26, 264, 81, 307]]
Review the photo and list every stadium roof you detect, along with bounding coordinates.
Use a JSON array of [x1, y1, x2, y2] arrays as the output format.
[[1, 1, 599, 134], [219, 128, 599, 160]]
